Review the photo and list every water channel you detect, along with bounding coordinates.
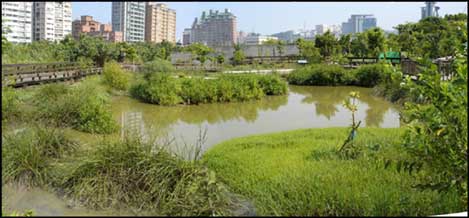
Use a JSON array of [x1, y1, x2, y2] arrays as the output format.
[[2, 85, 401, 216]]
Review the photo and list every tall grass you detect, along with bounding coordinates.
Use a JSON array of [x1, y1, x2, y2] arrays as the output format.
[[130, 73, 287, 106], [33, 80, 118, 134], [1, 85, 20, 122], [2, 126, 77, 186], [57, 137, 234, 215], [203, 127, 465, 216]]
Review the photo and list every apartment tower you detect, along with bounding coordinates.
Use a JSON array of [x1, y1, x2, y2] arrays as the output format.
[[112, 2, 146, 42], [341, 14, 377, 35], [32, 2, 72, 41], [190, 9, 237, 47], [1, 2, 33, 43], [145, 3, 176, 43]]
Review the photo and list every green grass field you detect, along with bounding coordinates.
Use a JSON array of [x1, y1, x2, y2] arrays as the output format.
[[203, 127, 464, 216]]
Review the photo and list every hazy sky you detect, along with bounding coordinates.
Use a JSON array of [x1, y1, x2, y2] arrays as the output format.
[[72, 1, 468, 41]]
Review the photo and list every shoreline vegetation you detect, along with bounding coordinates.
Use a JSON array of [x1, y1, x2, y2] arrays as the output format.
[[203, 127, 465, 216]]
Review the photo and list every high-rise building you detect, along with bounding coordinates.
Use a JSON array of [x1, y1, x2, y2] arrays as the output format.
[[112, 2, 146, 42], [1, 2, 33, 43], [421, 2, 440, 19], [32, 2, 72, 41], [145, 3, 176, 43], [189, 9, 237, 47], [72, 15, 123, 42], [341, 14, 376, 35], [182, 28, 191, 45], [271, 30, 301, 43]]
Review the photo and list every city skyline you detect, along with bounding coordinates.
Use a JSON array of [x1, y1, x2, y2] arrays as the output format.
[[72, 1, 468, 42]]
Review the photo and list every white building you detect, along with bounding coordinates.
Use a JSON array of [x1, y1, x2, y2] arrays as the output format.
[[32, 2, 72, 41], [244, 35, 278, 45], [1, 2, 33, 43], [315, 24, 341, 36], [112, 2, 146, 42]]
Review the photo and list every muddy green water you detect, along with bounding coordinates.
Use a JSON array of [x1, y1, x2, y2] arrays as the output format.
[[2, 85, 400, 216], [110, 85, 400, 154]]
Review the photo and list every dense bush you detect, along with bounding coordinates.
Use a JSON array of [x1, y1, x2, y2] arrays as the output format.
[[2, 126, 77, 186], [141, 59, 175, 79], [287, 64, 354, 86], [34, 81, 118, 134], [257, 74, 289, 95], [399, 59, 468, 207], [130, 73, 182, 105], [353, 63, 391, 87], [72, 82, 118, 133], [131, 74, 287, 106], [102, 61, 131, 91], [58, 138, 233, 215], [373, 66, 410, 103]]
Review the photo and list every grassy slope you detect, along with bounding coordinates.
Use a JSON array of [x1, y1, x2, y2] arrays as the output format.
[[203, 127, 463, 216]]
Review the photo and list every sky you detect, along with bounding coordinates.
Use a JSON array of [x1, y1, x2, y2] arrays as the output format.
[[72, 1, 468, 42]]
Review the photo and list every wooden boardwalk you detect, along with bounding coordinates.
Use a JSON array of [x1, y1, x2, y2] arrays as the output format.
[[2, 62, 102, 88]]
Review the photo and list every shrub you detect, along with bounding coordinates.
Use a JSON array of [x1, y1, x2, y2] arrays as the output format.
[[373, 66, 410, 103], [287, 64, 353, 86], [33, 82, 118, 134], [398, 59, 468, 207], [179, 78, 210, 104], [130, 73, 182, 105], [229, 75, 265, 101], [141, 58, 175, 79], [2, 126, 77, 186], [257, 74, 288, 95], [102, 61, 131, 91], [34, 83, 75, 126], [58, 137, 233, 215], [131, 74, 287, 105], [71, 83, 118, 134], [354, 63, 391, 87]]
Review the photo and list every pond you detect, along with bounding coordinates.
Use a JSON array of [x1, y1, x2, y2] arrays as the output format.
[[2, 85, 401, 216], [110, 85, 401, 154]]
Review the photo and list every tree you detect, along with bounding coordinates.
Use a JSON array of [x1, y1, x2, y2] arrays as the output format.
[[350, 33, 368, 57], [183, 43, 213, 65], [295, 38, 321, 64], [364, 27, 387, 57], [338, 34, 352, 56], [395, 23, 420, 57], [276, 40, 285, 56], [386, 33, 400, 52], [216, 54, 225, 64], [315, 30, 338, 60], [232, 44, 245, 65], [417, 17, 449, 58]]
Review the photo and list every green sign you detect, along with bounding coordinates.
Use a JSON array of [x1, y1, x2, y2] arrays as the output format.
[[378, 51, 400, 59]]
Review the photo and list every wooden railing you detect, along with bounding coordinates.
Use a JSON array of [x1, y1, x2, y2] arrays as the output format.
[[2, 62, 102, 88]]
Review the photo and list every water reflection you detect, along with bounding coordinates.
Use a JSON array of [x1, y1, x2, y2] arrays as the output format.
[[289, 85, 397, 127], [111, 94, 289, 131], [108, 85, 400, 152]]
